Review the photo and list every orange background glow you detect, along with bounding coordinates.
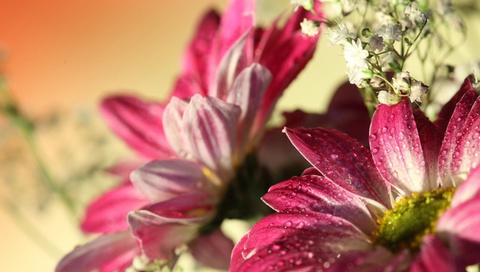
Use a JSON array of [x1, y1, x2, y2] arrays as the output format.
[[2, 1, 480, 271]]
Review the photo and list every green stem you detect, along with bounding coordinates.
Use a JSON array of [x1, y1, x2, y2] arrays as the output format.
[[0, 82, 77, 217], [18, 119, 77, 215]]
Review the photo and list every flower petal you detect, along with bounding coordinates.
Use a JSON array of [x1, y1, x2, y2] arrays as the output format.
[[437, 88, 479, 187], [451, 164, 480, 207], [56, 231, 138, 272], [190, 229, 235, 270], [213, 31, 252, 99], [182, 95, 240, 179], [227, 63, 271, 152], [410, 235, 461, 272], [263, 174, 377, 233], [285, 127, 391, 208], [210, 0, 255, 68], [163, 96, 189, 156], [81, 183, 148, 234], [413, 110, 443, 189], [437, 196, 480, 265], [230, 231, 248, 272], [128, 193, 214, 260], [253, 7, 320, 131], [435, 76, 475, 133], [234, 212, 371, 271], [370, 100, 428, 195], [100, 95, 171, 159], [172, 10, 221, 98], [130, 159, 217, 203], [329, 247, 409, 272]]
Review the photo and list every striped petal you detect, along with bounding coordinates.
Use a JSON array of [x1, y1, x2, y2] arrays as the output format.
[[437, 87, 479, 187], [130, 159, 217, 203], [285, 127, 391, 208], [233, 212, 371, 271], [81, 183, 148, 234], [128, 193, 214, 260], [182, 95, 240, 179], [101, 95, 171, 160], [263, 174, 377, 233], [56, 231, 138, 272], [163, 96, 189, 156], [226, 63, 271, 152], [370, 100, 428, 195]]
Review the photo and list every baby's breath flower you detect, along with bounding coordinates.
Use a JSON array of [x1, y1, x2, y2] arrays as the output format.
[[378, 90, 401, 105], [327, 23, 354, 45], [405, 5, 427, 28], [369, 34, 384, 51], [409, 80, 428, 103], [380, 52, 401, 72], [344, 38, 369, 68], [300, 19, 320, 37], [346, 66, 368, 86], [392, 71, 411, 94], [377, 24, 402, 43]]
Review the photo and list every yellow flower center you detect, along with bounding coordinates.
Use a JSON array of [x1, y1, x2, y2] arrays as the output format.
[[372, 187, 455, 252]]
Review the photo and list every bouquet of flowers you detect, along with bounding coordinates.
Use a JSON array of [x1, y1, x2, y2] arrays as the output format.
[[45, 0, 480, 271]]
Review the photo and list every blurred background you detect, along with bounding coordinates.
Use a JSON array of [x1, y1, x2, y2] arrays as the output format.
[[0, 0, 479, 271]]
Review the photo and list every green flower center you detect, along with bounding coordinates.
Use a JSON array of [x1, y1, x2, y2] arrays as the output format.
[[373, 187, 455, 252]]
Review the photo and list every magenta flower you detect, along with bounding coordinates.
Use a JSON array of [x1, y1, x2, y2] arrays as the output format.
[[231, 76, 480, 271], [57, 0, 321, 271]]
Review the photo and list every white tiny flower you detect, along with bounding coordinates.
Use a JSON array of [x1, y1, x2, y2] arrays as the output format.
[[405, 5, 427, 28], [378, 90, 401, 105], [380, 51, 400, 71], [392, 71, 411, 94], [377, 24, 402, 42], [344, 38, 369, 69], [369, 34, 384, 51], [346, 66, 367, 86], [300, 19, 320, 37], [409, 81, 428, 102], [290, 0, 314, 11], [327, 23, 354, 45]]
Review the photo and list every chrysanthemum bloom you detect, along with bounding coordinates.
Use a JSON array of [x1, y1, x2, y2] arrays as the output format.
[[56, 0, 321, 271], [231, 76, 480, 271]]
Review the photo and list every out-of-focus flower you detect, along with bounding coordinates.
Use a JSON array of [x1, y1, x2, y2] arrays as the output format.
[[231, 76, 480, 271], [326, 23, 354, 46], [300, 18, 320, 37], [369, 34, 384, 51], [56, 0, 321, 271], [344, 38, 368, 69], [377, 24, 402, 43]]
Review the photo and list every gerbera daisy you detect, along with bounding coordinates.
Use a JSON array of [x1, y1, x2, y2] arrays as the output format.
[[231, 76, 480, 271]]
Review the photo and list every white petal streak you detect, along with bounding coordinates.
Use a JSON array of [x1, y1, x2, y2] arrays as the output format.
[[182, 95, 240, 179], [163, 97, 189, 156]]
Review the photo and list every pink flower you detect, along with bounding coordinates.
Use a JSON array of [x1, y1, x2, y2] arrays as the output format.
[[57, 0, 321, 271], [231, 76, 480, 271]]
